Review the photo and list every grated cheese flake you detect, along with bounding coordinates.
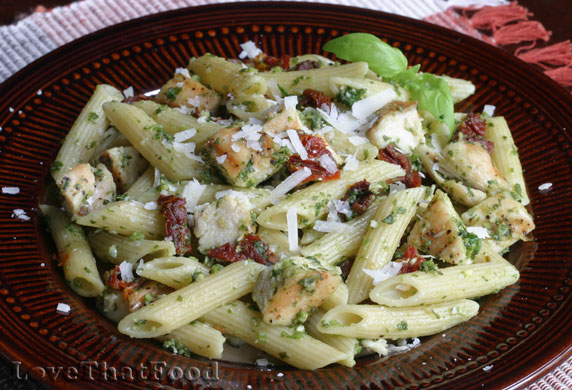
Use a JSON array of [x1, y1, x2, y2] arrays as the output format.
[[352, 89, 397, 120], [287, 207, 299, 252], [2, 186, 20, 195], [270, 167, 312, 203], [216, 154, 228, 164], [123, 86, 134, 99], [363, 262, 403, 286], [143, 201, 157, 210], [287, 129, 308, 160], [466, 226, 490, 239], [11, 209, 30, 221], [181, 179, 206, 213], [483, 105, 496, 116], [538, 182, 553, 193], [284, 95, 298, 110], [344, 153, 359, 172], [56, 303, 71, 315], [239, 41, 262, 59], [317, 154, 338, 174], [174, 129, 197, 143], [348, 136, 368, 146], [119, 261, 134, 282], [174, 67, 191, 78], [313, 220, 350, 233]]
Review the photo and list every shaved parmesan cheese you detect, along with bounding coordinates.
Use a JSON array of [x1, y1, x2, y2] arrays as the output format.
[[2, 186, 20, 195], [174, 129, 197, 143], [352, 89, 397, 120], [362, 338, 388, 356], [284, 95, 298, 110], [173, 141, 203, 162], [287, 207, 299, 252], [119, 261, 134, 282], [313, 220, 350, 233], [483, 105, 496, 116], [181, 179, 206, 213], [270, 167, 312, 203], [174, 67, 191, 78], [348, 136, 368, 145], [317, 154, 338, 174], [389, 182, 406, 194], [363, 262, 403, 286], [123, 86, 134, 99], [216, 154, 228, 164], [287, 130, 308, 160], [239, 41, 262, 59], [334, 199, 353, 218], [430, 133, 443, 153], [231, 143, 241, 153], [56, 303, 71, 315], [144, 88, 160, 97], [387, 338, 421, 355], [153, 167, 162, 188], [482, 365, 493, 372], [11, 209, 30, 221], [143, 201, 157, 210], [466, 226, 490, 239], [256, 358, 270, 367], [215, 190, 253, 207], [344, 153, 359, 172], [538, 183, 552, 193]]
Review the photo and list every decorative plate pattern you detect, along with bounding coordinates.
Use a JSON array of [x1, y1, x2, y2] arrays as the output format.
[[0, 2, 571, 389]]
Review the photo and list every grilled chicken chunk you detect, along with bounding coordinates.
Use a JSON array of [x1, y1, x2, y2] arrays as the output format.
[[204, 126, 290, 187], [407, 190, 481, 264], [366, 101, 424, 154], [462, 192, 535, 252], [438, 141, 509, 195], [194, 195, 256, 254], [253, 256, 341, 325], [155, 73, 221, 114], [99, 146, 149, 192], [59, 163, 116, 217]]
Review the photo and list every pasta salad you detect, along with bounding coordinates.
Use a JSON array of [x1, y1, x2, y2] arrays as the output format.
[[40, 33, 534, 369]]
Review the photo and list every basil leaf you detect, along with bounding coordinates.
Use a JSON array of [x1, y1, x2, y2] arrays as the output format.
[[322, 33, 407, 78], [402, 73, 454, 133]]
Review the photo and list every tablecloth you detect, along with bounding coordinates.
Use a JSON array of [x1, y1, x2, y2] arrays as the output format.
[[0, 0, 571, 389]]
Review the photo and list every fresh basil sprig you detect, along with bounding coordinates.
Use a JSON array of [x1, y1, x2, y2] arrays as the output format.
[[323, 33, 454, 134], [322, 33, 407, 78]]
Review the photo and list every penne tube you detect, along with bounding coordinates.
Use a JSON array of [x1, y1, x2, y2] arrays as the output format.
[[318, 299, 479, 339], [137, 256, 209, 289], [40, 205, 104, 297], [118, 260, 264, 338], [157, 321, 225, 359], [369, 261, 519, 307], [202, 300, 348, 370], [88, 230, 175, 264], [346, 187, 427, 304]]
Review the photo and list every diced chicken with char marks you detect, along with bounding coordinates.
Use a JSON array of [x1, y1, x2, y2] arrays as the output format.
[[59, 163, 116, 217], [407, 190, 480, 264], [462, 192, 535, 252], [366, 101, 424, 154], [252, 256, 341, 325], [194, 195, 256, 254], [204, 127, 290, 187], [438, 141, 509, 195], [99, 146, 149, 192], [155, 73, 221, 114]]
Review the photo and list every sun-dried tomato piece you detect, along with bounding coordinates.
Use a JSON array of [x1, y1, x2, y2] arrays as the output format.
[[237, 234, 279, 265], [341, 180, 374, 219], [157, 195, 192, 256], [286, 133, 340, 184], [339, 257, 356, 281], [207, 235, 278, 266], [298, 89, 332, 109], [453, 113, 494, 153], [248, 54, 291, 71], [378, 145, 422, 188], [292, 60, 320, 71], [397, 246, 425, 274]]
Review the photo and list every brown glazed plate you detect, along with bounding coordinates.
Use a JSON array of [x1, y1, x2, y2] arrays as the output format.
[[0, 2, 571, 389]]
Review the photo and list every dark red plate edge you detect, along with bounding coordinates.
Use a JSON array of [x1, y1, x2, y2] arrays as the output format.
[[0, 2, 571, 389]]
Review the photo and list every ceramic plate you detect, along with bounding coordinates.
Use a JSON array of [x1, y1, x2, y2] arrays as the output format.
[[1, 2, 572, 389]]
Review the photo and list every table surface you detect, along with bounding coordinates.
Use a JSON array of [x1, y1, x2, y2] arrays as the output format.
[[0, 1, 570, 390], [1, 0, 572, 43]]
